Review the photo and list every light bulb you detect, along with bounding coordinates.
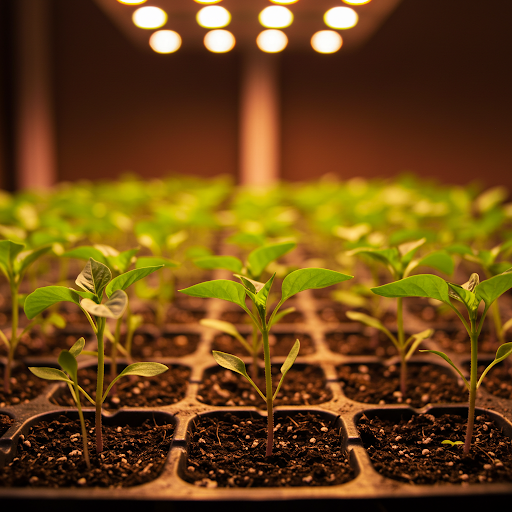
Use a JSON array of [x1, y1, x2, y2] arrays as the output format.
[[132, 6, 167, 29], [204, 30, 235, 53], [149, 30, 181, 53], [324, 7, 358, 29], [196, 6, 231, 28], [311, 31, 343, 53], [256, 30, 288, 53], [259, 6, 293, 28]]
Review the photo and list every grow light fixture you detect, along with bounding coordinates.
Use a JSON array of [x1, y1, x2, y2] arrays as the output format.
[[324, 7, 358, 29], [256, 29, 288, 53], [204, 29, 236, 53], [311, 30, 343, 53], [259, 6, 294, 29], [132, 6, 167, 29], [149, 29, 182, 53], [196, 6, 231, 29]]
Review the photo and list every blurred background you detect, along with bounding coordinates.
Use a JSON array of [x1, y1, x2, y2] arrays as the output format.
[[0, 0, 511, 192]]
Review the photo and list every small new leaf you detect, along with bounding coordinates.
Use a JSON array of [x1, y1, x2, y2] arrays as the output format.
[[75, 258, 112, 298], [281, 268, 353, 302]]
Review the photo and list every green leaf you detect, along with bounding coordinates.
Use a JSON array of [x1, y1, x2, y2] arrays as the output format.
[[405, 328, 434, 360], [105, 265, 164, 297], [442, 440, 463, 447], [192, 255, 243, 274], [416, 250, 454, 276], [0, 240, 25, 279], [268, 306, 296, 328], [58, 350, 78, 381], [281, 268, 353, 302], [349, 247, 400, 275], [110, 247, 140, 273], [246, 241, 296, 279], [69, 337, 86, 358], [447, 283, 479, 311], [17, 245, 52, 277], [179, 280, 248, 309], [234, 274, 263, 294], [419, 349, 469, 390], [24, 286, 83, 319], [75, 258, 112, 298], [200, 318, 245, 341], [273, 339, 300, 400], [80, 289, 128, 319], [475, 268, 512, 308], [116, 362, 168, 379], [61, 246, 107, 264], [135, 256, 179, 269], [212, 351, 250, 378], [477, 342, 512, 388], [254, 273, 275, 310], [28, 366, 72, 383], [398, 238, 426, 266], [371, 274, 452, 305], [346, 311, 398, 346]]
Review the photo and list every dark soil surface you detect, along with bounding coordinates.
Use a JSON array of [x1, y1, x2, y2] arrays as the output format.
[[197, 364, 332, 407], [325, 330, 398, 357], [479, 362, 512, 399], [0, 414, 173, 487], [128, 331, 200, 358], [358, 411, 512, 484], [211, 331, 315, 357], [432, 328, 500, 355], [51, 364, 190, 409], [182, 411, 355, 487], [337, 362, 468, 407], [0, 365, 49, 407], [0, 414, 14, 436]]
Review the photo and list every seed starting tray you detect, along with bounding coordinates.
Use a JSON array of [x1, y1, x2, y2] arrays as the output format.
[[1, 251, 512, 509]]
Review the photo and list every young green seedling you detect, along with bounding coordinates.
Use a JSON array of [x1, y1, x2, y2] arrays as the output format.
[[193, 241, 297, 379], [346, 238, 454, 395], [180, 267, 353, 456], [61, 244, 169, 379], [371, 269, 512, 456], [28, 336, 167, 468], [447, 239, 512, 343], [0, 240, 52, 393], [23, 258, 168, 453]]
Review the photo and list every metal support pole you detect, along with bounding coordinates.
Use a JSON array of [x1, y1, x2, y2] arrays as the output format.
[[239, 51, 280, 186], [15, 0, 56, 190]]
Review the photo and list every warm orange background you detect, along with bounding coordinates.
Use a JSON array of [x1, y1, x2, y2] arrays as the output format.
[[1, 0, 511, 190]]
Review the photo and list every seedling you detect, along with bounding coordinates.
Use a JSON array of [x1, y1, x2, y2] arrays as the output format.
[[0, 240, 51, 393], [28, 336, 167, 468], [371, 269, 512, 455], [346, 238, 454, 395], [60, 244, 169, 379], [180, 267, 352, 456], [442, 439, 464, 447], [447, 239, 512, 343], [24, 258, 168, 453], [193, 241, 297, 379]]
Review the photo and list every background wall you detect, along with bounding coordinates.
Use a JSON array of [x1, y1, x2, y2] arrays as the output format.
[[1, 0, 511, 190]]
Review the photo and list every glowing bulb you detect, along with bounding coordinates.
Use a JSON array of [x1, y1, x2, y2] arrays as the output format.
[[194, 0, 222, 3], [204, 30, 235, 53], [149, 30, 181, 53], [117, 0, 147, 4], [311, 31, 343, 53], [259, 6, 293, 28], [196, 6, 231, 28], [132, 6, 167, 29], [270, 0, 299, 4], [256, 30, 288, 53], [343, 0, 371, 4], [324, 7, 358, 29]]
